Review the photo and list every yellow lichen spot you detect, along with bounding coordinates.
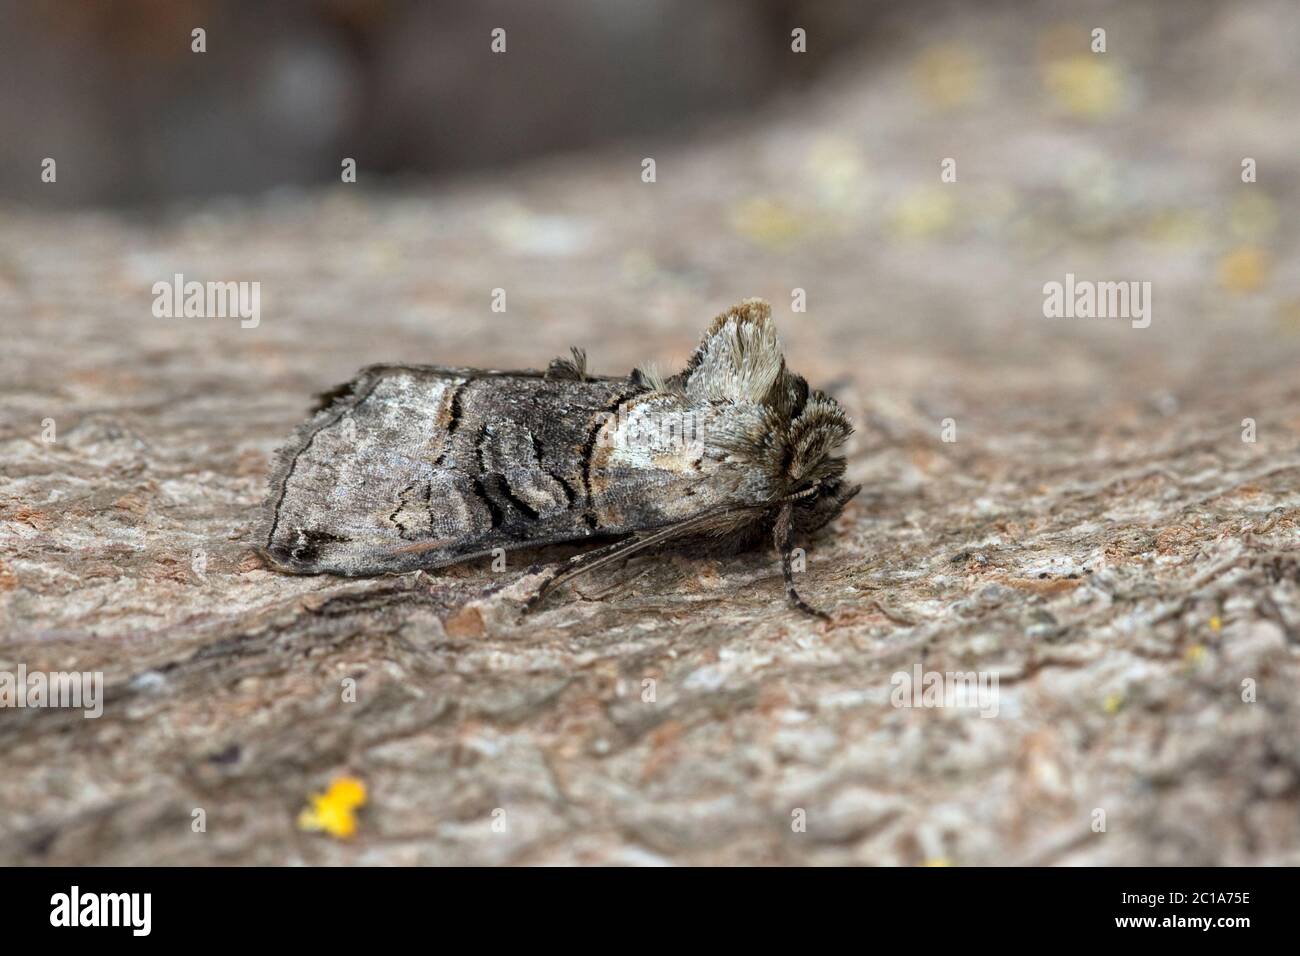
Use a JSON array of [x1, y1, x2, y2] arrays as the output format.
[[1208, 616, 1222, 633], [1043, 55, 1124, 118], [889, 188, 956, 240], [1143, 208, 1208, 245], [1103, 693, 1124, 715], [1217, 247, 1270, 293], [922, 857, 953, 867], [914, 43, 985, 110], [805, 137, 871, 214], [1184, 644, 1207, 665], [297, 775, 368, 839], [729, 197, 807, 248], [1229, 193, 1278, 242]]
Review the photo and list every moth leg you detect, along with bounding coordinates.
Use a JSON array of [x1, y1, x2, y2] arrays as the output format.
[[774, 502, 830, 621]]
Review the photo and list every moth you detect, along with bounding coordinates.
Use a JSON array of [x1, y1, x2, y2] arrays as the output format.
[[260, 298, 859, 617]]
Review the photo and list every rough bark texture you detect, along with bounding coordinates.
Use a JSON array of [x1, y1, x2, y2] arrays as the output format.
[[2, 2, 1299, 864]]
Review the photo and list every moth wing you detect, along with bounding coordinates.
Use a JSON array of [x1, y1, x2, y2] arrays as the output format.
[[262, 364, 734, 575]]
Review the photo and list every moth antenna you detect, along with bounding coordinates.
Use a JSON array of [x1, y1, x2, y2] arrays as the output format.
[[525, 536, 637, 611], [774, 501, 830, 621], [778, 482, 820, 504]]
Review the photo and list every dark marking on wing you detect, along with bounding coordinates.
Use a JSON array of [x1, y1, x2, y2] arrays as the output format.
[[550, 470, 576, 506], [290, 528, 350, 563], [577, 384, 647, 530], [580, 386, 641, 502], [434, 379, 471, 466], [496, 475, 540, 521], [472, 476, 504, 529], [390, 482, 435, 539], [529, 428, 577, 508], [475, 421, 492, 473], [475, 423, 544, 524], [389, 483, 413, 532]]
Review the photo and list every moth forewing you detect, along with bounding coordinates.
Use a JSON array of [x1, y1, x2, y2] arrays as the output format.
[[261, 365, 737, 576]]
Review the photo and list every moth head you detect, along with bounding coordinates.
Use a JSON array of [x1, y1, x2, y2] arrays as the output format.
[[673, 298, 858, 530], [783, 391, 859, 532]]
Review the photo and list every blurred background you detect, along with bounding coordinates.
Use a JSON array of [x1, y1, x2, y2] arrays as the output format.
[[0, 0, 1297, 450], [2, 0, 1294, 364], [2, 0, 884, 207]]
